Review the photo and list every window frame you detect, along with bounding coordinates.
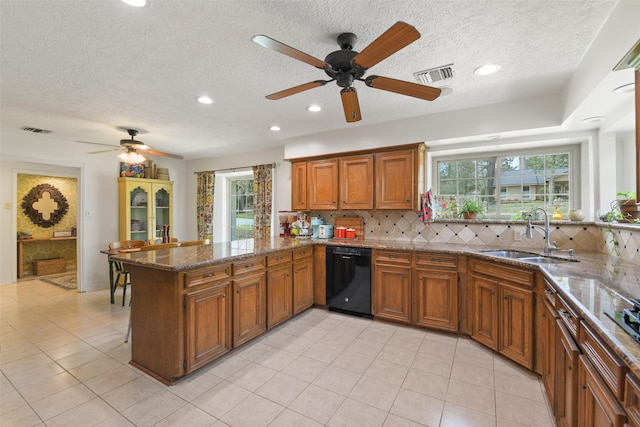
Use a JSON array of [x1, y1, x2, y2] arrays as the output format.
[[433, 144, 581, 219]]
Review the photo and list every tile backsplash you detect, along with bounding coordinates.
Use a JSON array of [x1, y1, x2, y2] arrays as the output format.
[[311, 211, 640, 264]]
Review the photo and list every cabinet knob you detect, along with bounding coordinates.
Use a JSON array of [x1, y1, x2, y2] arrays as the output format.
[[567, 365, 572, 371], [581, 384, 587, 390], [237, 289, 240, 294], [223, 294, 226, 298], [204, 273, 214, 278]]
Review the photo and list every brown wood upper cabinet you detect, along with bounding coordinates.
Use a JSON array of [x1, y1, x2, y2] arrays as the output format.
[[375, 149, 417, 210], [291, 161, 307, 210], [288, 143, 426, 211], [308, 159, 339, 210], [339, 154, 374, 210]]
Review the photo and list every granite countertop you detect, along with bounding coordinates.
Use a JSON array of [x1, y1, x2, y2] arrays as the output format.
[[113, 236, 640, 377]]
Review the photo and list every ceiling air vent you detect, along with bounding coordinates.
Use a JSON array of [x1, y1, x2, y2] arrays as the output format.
[[414, 64, 454, 85], [21, 126, 52, 134]]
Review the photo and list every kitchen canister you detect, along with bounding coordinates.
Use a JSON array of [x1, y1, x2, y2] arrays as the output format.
[[336, 227, 347, 238], [568, 209, 585, 221], [345, 228, 356, 239]]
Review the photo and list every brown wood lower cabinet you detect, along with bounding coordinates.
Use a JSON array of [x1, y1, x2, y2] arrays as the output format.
[[233, 272, 266, 347], [414, 269, 458, 331], [557, 318, 580, 427], [578, 354, 627, 427], [373, 251, 411, 323], [542, 298, 559, 414], [470, 259, 534, 370], [471, 276, 499, 350], [185, 282, 230, 372], [293, 250, 314, 315], [266, 264, 292, 329]]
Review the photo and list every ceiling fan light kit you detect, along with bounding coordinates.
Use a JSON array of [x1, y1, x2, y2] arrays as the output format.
[[252, 21, 442, 123], [81, 128, 184, 161]]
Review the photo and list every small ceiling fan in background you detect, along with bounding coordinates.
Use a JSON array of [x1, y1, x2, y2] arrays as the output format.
[[77, 128, 183, 163], [252, 21, 442, 123]]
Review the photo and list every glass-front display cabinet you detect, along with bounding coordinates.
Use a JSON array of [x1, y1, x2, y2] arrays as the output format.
[[118, 177, 173, 242]]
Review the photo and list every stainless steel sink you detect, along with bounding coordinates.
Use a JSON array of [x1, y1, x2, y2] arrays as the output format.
[[480, 250, 540, 258], [480, 250, 578, 264]]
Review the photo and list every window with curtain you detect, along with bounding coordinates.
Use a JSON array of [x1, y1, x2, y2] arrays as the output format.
[[229, 176, 254, 241]]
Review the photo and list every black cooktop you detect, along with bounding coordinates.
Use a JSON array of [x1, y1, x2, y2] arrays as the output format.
[[605, 298, 640, 343]]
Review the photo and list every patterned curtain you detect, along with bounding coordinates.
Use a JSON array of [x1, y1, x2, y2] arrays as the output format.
[[196, 171, 215, 241], [253, 164, 273, 238]]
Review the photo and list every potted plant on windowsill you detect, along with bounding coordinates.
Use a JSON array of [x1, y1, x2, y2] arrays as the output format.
[[458, 199, 484, 219], [616, 191, 640, 223]]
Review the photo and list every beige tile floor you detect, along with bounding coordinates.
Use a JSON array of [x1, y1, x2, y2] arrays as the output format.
[[1, 279, 556, 427]]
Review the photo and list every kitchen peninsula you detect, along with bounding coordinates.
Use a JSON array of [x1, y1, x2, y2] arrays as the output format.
[[114, 235, 640, 425]]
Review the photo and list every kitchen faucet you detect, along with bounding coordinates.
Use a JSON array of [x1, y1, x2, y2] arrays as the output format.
[[526, 207, 574, 257]]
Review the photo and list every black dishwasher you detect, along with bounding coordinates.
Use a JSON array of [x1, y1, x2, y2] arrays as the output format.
[[326, 246, 372, 318]]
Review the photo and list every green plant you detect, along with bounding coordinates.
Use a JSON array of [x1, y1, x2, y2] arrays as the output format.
[[616, 191, 636, 200], [457, 199, 484, 218]]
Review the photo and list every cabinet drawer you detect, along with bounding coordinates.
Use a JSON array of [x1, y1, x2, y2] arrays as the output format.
[[267, 251, 292, 267], [556, 295, 580, 339], [374, 250, 411, 264], [580, 321, 628, 401], [184, 264, 230, 288], [232, 256, 266, 276], [542, 278, 556, 305], [293, 247, 312, 260], [469, 259, 534, 287], [415, 253, 457, 269], [625, 374, 640, 427]]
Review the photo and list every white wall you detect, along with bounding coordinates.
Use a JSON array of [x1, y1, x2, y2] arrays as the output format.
[[0, 131, 187, 288]]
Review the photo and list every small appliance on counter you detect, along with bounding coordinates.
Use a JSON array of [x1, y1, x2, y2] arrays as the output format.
[[318, 224, 334, 239], [311, 217, 323, 238]]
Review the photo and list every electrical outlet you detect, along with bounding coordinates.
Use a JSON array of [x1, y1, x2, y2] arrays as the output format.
[[514, 230, 524, 241], [4, 202, 11, 210]]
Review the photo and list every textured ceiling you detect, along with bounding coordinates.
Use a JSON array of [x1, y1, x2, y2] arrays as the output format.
[[0, 0, 622, 160]]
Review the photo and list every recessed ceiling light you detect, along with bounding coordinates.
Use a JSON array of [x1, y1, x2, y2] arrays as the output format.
[[121, 0, 147, 7], [197, 96, 214, 104], [612, 83, 635, 94], [269, 125, 281, 131], [582, 116, 606, 123], [307, 105, 322, 112], [474, 64, 502, 76]]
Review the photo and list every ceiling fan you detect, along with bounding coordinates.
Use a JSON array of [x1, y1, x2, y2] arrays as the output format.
[[252, 21, 442, 123], [79, 128, 183, 162]]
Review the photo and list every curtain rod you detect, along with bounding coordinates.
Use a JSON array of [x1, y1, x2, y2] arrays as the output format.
[[193, 162, 275, 175]]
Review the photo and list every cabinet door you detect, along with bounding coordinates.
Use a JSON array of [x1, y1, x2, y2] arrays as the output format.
[[414, 269, 458, 331], [578, 355, 627, 427], [291, 161, 307, 211], [471, 276, 499, 350], [119, 179, 152, 241], [151, 182, 173, 241], [233, 273, 266, 347], [339, 155, 374, 210], [499, 284, 533, 369], [185, 283, 230, 372], [293, 257, 314, 315], [373, 264, 411, 323], [557, 319, 580, 427], [542, 299, 559, 413], [375, 149, 415, 210], [267, 265, 293, 329], [308, 159, 339, 210]]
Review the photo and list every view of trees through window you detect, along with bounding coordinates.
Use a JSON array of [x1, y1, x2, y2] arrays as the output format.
[[230, 177, 254, 241], [437, 152, 571, 218]]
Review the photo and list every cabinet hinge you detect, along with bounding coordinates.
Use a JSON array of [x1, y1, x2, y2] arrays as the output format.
[[183, 297, 186, 309], [183, 360, 187, 370]]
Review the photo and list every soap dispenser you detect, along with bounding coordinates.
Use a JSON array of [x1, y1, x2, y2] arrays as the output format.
[[552, 206, 563, 221]]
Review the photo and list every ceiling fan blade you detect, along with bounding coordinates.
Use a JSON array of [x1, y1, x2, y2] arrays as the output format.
[[365, 75, 442, 101], [266, 80, 330, 100], [88, 148, 124, 154], [76, 140, 119, 148], [351, 21, 420, 70], [341, 87, 362, 123], [144, 149, 184, 160], [252, 35, 329, 70]]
